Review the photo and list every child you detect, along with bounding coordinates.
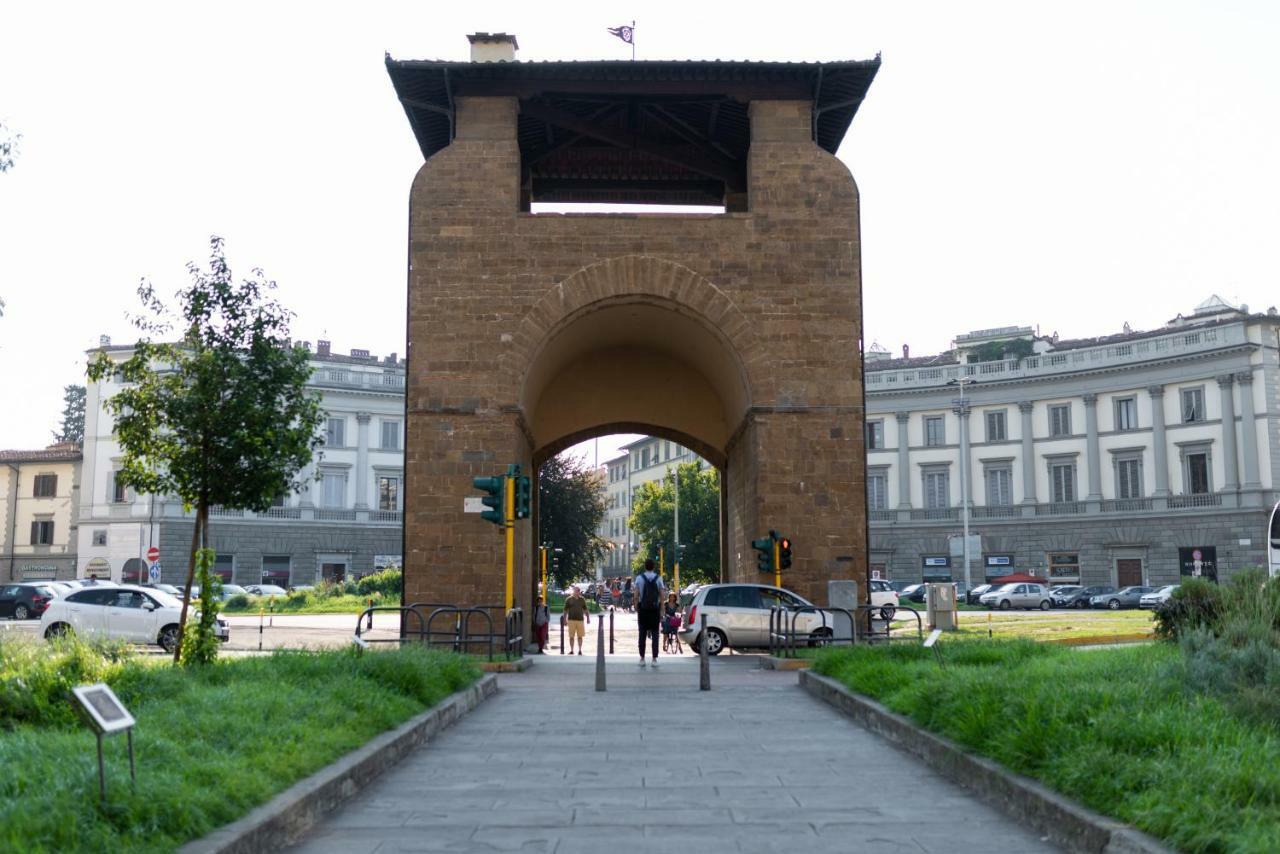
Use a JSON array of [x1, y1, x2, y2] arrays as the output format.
[[661, 591, 682, 654]]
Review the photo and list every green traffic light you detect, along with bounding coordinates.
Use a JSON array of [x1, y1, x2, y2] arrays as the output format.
[[473, 475, 505, 526]]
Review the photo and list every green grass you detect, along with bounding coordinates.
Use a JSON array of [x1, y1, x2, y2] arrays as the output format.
[[0, 636, 480, 852], [222, 591, 396, 614], [812, 640, 1280, 853]]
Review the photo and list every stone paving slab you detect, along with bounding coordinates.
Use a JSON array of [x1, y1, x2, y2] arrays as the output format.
[[289, 656, 1059, 854]]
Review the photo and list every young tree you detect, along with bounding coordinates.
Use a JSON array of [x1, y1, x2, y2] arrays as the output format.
[[537, 453, 608, 587], [629, 461, 721, 583], [53, 384, 85, 444], [86, 236, 324, 663]]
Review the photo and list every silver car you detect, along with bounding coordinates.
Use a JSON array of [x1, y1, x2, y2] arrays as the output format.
[[679, 583, 835, 655], [1139, 585, 1179, 608], [979, 583, 1052, 610]]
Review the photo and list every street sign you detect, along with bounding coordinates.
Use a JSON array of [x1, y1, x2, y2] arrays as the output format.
[[148, 564, 161, 582], [146, 546, 160, 562], [464, 497, 485, 513]]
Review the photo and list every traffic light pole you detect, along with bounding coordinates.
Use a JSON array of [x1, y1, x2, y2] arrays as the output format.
[[504, 475, 515, 613], [540, 545, 548, 605], [773, 540, 781, 590]]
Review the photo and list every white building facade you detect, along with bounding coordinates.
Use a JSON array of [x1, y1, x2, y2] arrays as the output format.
[[77, 339, 405, 586], [866, 298, 1280, 588]]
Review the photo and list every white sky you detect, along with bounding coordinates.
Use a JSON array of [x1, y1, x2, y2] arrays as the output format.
[[2, 1, 1277, 460]]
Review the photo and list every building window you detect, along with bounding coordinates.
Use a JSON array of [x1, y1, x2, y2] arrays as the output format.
[[378, 476, 400, 511], [92, 529, 108, 547], [325, 417, 345, 447], [1116, 457, 1143, 499], [984, 411, 1007, 442], [923, 468, 949, 509], [33, 474, 57, 497], [1115, 397, 1138, 431], [30, 520, 54, 545], [985, 466, 1012, 506], [1181, 387, 1205, 423], [867, 420, 884, 450], [1050, 461, 1076, 503], [1048, 552, 1080, 582], [1186, 452, 1211, 494], [213, 554, 235, 581], [924, 416, 945, 447], [380, 420, 401, 450], [641, 448, 650, 468], [322, 472, 347, 508], [867, 469, 888, 510], [262, 555, 291, 587], [110, 472, 128, 503], [1049, 404, 1072, 437]]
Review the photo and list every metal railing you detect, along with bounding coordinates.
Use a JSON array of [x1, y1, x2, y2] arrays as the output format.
[[768, 606, 859, 658], [352, 602, 522, 662]]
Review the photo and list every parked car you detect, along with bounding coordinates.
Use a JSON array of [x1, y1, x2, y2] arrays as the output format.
[[979, 583, 1052, 610], [1139, 585, 1179, 608], [153, 583, 182, 596], [244, 585, 288, 597], [678, 583, 837, 655], [900, 583, 927, 604], [888, 580, 913, 594], [868, 579, 899, 617], [41, 585, 229, 652], [219, 584, 248, 601], [46, 581, 77, 597], [965, 583, 995, 605], [0, 583, 57, 620], [1048, 585, 1082, 606], [1090, 586, 1154, 610], [1054, 585, 1116, 609]]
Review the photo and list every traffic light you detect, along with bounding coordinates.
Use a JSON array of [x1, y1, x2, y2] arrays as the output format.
[[472, 475, 505, 526], [515, 475, 532, 519], [675, 543, 687, 563], [752, 535, 775, 573], [778, 536, 792, 570]]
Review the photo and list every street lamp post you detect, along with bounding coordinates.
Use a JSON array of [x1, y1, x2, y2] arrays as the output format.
[[948, 376, 979, 595]]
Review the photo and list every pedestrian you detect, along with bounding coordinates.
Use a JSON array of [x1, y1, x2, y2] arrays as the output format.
[[634, 559, 665, 667], [622, 577, 634, 611], [597, 581, 614, 611], [563, 585, 590, 655], [662, 591, 682, 654], [533, 596, 550, 654]]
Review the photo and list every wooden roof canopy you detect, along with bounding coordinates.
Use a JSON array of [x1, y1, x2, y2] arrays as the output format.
[[385, 56, 880, 206]]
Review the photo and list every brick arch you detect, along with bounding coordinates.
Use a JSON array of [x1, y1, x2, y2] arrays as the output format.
[[505, 255, 761, 402]]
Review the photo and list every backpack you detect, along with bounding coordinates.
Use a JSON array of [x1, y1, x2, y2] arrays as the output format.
[[639, 572, 661, 611]]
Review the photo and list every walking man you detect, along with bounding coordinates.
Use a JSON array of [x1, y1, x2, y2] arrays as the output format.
[[563, 585, 590, 655], [634, 559, 665, 667]]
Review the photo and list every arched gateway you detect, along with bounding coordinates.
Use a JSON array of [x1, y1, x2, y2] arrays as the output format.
[[387, 35, 879, 615]]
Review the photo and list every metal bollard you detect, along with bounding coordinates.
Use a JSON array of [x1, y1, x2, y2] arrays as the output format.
[[609, 607, 615, 655], [366, 600, 373, 631], [699, 613, 710, 690], [595, 618, 606, 692], [560, 613, 566, 654], [258, 608, 264, 652]]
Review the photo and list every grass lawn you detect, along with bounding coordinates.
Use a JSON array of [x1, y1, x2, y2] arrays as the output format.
[[0, 637, 480, 853], [812, 640, 1280, 853], [222, 592, 396, 615], [946, 608, 1155, 641]]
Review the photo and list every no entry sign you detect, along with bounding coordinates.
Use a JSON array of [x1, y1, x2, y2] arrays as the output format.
[[146, 547, 160, 563]]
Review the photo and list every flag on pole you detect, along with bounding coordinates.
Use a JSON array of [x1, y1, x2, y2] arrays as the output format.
[[607, 24, 634, 45]]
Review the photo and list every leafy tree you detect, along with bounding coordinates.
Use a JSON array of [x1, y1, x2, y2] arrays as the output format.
[[537, 453, 608, 587], [86, 236, 324, 663], [628, 461, 720, 584], [53, 384, 85, 444]]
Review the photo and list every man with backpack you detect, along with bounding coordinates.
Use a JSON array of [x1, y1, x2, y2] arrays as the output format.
[[633, 559, 665, 667]]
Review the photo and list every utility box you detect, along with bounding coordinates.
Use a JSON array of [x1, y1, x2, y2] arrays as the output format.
[[926, 583, 957, 631], [828, 580, 858, 643]]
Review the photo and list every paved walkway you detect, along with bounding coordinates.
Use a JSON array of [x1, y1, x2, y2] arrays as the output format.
[[290, 655, 1058, 853]]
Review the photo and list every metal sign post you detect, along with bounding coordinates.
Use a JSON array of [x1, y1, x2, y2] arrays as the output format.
[[70, 683, 137, 802]]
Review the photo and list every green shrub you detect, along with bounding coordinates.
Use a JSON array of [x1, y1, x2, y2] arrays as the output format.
[[1154, 577, 1222, 640], [225, 593, 251, 609], [356, 568, 402, 599], [0, 635, 135, 729]]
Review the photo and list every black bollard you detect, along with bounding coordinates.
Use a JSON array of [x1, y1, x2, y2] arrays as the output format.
[[560, 613, 566, 654], [699, 613, 710, 691], [595, 618, 606, 692], [609, 607, 615, 655], [366, 600, 373, 632]]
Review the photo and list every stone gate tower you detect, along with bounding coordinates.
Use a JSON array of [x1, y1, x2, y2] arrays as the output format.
[[387, 34, 879, 614]]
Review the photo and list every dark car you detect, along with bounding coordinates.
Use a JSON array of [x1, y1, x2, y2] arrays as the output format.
[[966, 583, 995, 605], [888, 581, 913, 594], [900, 583, 928, 603], [0, 583, 57, 620], [1055, 585, 1116, 609], [1089, 586, 1154, 610]]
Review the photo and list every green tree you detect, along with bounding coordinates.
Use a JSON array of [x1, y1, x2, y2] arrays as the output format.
[[53, 384, 85, 444], [537, 453, 608, 587], [628, 461, 720, 584], [86, 236, 324, 663]]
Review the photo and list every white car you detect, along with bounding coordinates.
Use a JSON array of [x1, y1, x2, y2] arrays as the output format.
[[1139, 585, 1179, 608], [678, 583, 841, 655], [979, 583, 1052, 610], [244, 584, 289, 597], [868, 579, 900, 617], [41, 584, 229, 652]]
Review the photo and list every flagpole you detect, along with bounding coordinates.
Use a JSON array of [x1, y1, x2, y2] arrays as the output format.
[[631, 20, 636, 61]]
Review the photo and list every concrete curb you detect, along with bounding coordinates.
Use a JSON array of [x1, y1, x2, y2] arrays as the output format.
[[481, 656, 532, 672], [180, 673, 498, 854], [759, 655, 812, 670], [799, 671, 1173, 854]]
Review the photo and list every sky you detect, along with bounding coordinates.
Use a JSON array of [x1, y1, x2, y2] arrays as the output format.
[[2, 1, 1277, 461]]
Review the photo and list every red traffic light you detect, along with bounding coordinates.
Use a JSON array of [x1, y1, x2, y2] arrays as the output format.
[[779, 538, 790, 550]]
